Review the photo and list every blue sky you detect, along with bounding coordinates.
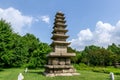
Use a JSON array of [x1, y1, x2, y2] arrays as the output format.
[[0, 0, 120, 50]]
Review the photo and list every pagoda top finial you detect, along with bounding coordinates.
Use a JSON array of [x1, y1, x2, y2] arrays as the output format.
[[57, 11, 64, 15], [58, 11, 62, 13]]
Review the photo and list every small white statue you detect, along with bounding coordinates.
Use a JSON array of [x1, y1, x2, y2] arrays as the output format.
[[110, 72, 114, 80], [18, 73, 24, 80], [24, 68, 28, 73]]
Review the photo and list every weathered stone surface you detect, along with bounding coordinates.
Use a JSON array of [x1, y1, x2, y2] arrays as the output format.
[[48, 59, 52, 65], [59, 58, 65, 65], [52, 58, 58, 65], [47, 52, 75, 57], [114, 63, 120, 68], [44, 72, 80, 77], [61, 53, 76, 57], [45, 65, 74, 69], [66, 58, 70, 65]]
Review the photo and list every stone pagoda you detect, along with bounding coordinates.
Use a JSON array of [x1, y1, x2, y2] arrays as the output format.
[[44, 11, 79, 76]]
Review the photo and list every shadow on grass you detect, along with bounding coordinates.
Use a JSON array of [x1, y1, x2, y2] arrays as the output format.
[[28, 70, 44, 76], [0, 68, 4, 72]]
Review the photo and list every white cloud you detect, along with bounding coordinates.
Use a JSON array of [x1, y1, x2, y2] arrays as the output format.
[[70, 21, 120, 51], [0, 7, 33, 35], [40, 15, 50, 24], [78, 28, 93, 41]]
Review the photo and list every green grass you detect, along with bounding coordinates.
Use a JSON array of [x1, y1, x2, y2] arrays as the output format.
[[0, 68, 120, 80], [74, 64, 120, 75], [91, 67, 120, 75]]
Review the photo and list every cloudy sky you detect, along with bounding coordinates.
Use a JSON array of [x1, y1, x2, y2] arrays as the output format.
[[0, 0, 120, 50]]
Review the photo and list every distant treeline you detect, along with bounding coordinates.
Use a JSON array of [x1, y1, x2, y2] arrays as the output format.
[[68, 43, 120, 67], [0, 19, 120, 68]]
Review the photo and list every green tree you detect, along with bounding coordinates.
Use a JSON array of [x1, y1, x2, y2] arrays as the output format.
[[22, 34, 52, 68], [81, 45, 113, 66], [107, 43, 120, 64], [0, 19, 15, 67], [0, 19, 52, 68]]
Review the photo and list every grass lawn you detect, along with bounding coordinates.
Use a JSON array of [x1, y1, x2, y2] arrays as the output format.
[[0, 68, 120, 80]]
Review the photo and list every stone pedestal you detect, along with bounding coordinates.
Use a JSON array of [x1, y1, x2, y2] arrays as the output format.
[[44, 64, 79, 77]]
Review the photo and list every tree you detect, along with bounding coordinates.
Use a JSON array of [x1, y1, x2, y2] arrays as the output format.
[[0, 19, 15, 67], [0, 19, 52, 68], [81, 45, 113, 66], [108, 43, 120, 55], [107, 43, 120, 63], [22, 34, 52, 68]]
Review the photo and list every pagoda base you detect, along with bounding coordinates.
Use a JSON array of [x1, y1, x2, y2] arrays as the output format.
[[44, 72, 80, 77], [44, 65, 80, 77]]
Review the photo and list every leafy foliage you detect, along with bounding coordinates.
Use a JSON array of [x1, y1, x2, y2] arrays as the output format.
[[70, 44, 120, 67], [0, 19, 52, 68]]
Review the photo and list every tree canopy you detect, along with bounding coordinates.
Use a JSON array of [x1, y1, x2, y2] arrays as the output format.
[[70, 44, 120, 67], [0, 19, 52, 68]]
